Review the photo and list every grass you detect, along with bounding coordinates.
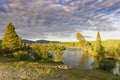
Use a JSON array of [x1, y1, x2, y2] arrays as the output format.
[[0, 57, 120, 80]]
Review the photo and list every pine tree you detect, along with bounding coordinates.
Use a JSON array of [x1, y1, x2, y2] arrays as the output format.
[[95, 32, 104, 57], [94, 32, 104, 68], [2, 22, 24, 53]]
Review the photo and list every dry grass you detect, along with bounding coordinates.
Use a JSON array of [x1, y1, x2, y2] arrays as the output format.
[[0, 57, 120, 80]]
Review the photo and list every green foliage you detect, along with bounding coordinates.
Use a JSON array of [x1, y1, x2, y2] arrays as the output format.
[[53, 46, 64, 62], [76, 32, 85, 42], [99, 59, 115, 72], [13, 51, 29, 60], [30, 43, 65, 61], [89, 40, 120, 72], [95, 32, 104, 60], [2, 22, 25, 53], [90, 40, 120, 58], [76, 32, 86, 46], [47, 43, 65, 62], [104, 42, 120, 57], [92, 32, 106, 70], [95, 32, 102, 53], [90, 34, 118, 72], [116, 44, 120, 56], [31, 44, 49, 60]]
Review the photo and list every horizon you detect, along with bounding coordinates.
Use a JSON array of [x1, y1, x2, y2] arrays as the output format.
[[0, 0, 120, 41]]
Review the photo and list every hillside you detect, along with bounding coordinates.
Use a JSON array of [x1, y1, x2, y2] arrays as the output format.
[[0, 57, 120, 80]]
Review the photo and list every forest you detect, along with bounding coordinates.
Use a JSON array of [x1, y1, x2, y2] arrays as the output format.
[[0, 22, 120, 80]]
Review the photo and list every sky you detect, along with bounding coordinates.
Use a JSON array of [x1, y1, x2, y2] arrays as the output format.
[[0, 0, 120, 41]]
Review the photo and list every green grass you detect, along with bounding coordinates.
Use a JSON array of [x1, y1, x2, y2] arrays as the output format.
[[0, 57, 120, 80]]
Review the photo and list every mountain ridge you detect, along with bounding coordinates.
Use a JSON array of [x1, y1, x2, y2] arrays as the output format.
[[23, 39, 59, 44], [0, 39, 59, 44]]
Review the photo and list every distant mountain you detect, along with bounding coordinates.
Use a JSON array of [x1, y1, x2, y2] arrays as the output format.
[[23, 39, 59, 44], [0, 39, 59, 44], [22, 39, 34, 44]]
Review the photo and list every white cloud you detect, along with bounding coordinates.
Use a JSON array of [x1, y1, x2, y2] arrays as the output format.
[[0, 0, 120, 41]]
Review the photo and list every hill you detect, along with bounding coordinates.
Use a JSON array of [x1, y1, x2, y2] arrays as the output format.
[[0, 57, 119, 80], [23, 39, 59, 44]]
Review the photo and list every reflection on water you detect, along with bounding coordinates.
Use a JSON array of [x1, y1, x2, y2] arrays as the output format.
[[62, 48, 94, 69], [113, 62, 120, 75], [62, 48, 120, 75]]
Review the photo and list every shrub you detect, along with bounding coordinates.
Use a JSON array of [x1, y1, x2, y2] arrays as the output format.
[[99, 59, 115, 72], [32, 46, 49, 60], [13, 51, 29, 60], [54, 49, 63, 62]]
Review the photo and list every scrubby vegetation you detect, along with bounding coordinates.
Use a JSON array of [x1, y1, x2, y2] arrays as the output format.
[[30, 43, 65, 62], [0, 57, 120, 80], [0, 22, 65, 62]]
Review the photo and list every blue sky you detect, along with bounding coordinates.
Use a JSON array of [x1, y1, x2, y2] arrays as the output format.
[[0, 0, 120, 41]]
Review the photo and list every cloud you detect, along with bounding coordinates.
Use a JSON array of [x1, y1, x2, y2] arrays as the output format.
[[0, 0, 120, 41]]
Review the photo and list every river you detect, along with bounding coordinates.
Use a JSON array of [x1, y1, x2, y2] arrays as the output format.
[[62, 48, 120, 75], [62, 48, 94, 69]]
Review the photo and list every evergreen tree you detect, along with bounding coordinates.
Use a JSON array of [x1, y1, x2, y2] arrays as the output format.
[[94, 32, 105, 69], [2, 22, 24, 53], [95, 32, 104, 57]]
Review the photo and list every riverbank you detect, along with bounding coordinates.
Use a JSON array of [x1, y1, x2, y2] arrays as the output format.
[[0, 57, 120, 80]]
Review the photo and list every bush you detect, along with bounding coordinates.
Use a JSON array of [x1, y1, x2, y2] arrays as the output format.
[[31, 46, 49, 60], [13, 51, 29, 60], [54, 49, 63, 62], [99, 59, 115, 72], [30, 43, 65, 61], [33, 51, 48, 60]]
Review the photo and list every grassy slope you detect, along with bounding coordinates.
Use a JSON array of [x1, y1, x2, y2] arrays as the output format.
[[0, 57, 120, 80]]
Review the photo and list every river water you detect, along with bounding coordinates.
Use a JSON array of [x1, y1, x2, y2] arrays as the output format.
[[62, 48, 120, 75], [62, 48, 94, 69]]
